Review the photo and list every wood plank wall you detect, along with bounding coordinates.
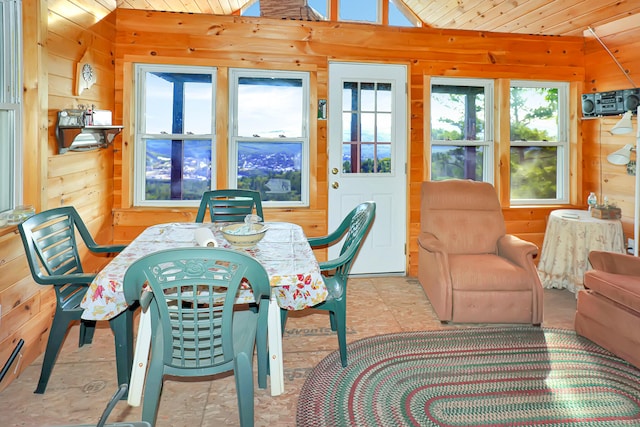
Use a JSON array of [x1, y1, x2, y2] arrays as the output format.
[[112, 10, 585, 276], [583, 15, 640, 244], [0, 1, 118, 389]]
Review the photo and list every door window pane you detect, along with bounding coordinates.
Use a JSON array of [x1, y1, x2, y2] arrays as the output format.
[[342, 81, 393, 174]]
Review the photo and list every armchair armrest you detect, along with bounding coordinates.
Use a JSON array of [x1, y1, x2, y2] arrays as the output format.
[[417, 232, 446, 253], [497, 234, 538, 267], [589, 250, 640, 276]]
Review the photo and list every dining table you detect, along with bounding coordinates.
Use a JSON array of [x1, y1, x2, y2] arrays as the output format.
[[80, 221, 328, 400]]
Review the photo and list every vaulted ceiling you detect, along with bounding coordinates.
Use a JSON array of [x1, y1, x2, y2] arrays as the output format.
[[115, 0, 640, 37]]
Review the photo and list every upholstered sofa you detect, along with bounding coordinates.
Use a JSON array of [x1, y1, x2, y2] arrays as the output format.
[[575, 250, 640, 369], [417, 179, 544, 324]]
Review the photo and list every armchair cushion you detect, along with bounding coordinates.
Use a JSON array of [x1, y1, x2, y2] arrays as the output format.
[[450, 254, 533, 291]]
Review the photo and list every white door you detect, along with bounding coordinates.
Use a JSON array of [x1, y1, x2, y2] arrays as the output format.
[[327, 62, 407, 275]]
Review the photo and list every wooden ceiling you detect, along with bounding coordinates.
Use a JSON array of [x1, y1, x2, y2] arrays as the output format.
[[114, 0, 640, 37]]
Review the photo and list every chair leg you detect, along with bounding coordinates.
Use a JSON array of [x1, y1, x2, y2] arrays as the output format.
[[329, 311, 337, 331], [78, 319, 96, 346], [141, 364, 164, 426], [234, 351, 255, 427], [332, 305, 348, 367], [35, 313, 75, 394], [109, 307, 135, 395], [256, 304, 269, 389]]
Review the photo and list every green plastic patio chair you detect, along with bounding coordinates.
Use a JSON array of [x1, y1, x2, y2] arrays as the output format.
[[122, 247, 271, 427], [18, 206, 127, 394], [195, 189, 264, 223], [280, 201, 376, 367]]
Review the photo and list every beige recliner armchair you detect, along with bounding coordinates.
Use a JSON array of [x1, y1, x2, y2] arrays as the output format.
[[575, 250, 640, 369], [417, 179, 543, 324]]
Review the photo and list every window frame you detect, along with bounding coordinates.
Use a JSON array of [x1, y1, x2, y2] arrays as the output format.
[[0, 0, 22, 214], [509, 79, 569, 205], [133, 63, 217, 207], [228, 68, 311, 208], [430, 77, 495, 184]]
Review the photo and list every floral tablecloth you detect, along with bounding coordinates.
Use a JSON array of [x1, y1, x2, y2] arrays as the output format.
[[80, 222, 328, 321], [537, 209, 625, 293]]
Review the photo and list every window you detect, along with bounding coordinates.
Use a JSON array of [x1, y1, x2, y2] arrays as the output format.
[[389, 0, 420, 27], [134, 64, 216, 206], [229, 69, 310, 206], [510, 81, 568, 204], [339, 0, 379, 23], [244, 0, 418, 26], [342, 81, 393, 173], [430, 78, 494, 183], [0, 0, 22, 213]]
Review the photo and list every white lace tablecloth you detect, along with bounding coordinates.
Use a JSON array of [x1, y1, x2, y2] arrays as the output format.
[[537, 209, 625, 293], [80, 222, 328, 321]]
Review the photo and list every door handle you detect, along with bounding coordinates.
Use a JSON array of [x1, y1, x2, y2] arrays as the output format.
[[332, 182, 339, 189], [331, 167, 339, 175]]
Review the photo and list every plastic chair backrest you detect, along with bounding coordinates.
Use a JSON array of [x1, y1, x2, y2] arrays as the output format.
[[123, 247, 270, 374], [333, 201, 376, 279], [19, 206, 88, 283], [195, 189, 264, 223]]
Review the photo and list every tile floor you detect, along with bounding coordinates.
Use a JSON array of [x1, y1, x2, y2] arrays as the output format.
[[0, 277, 577, 427]]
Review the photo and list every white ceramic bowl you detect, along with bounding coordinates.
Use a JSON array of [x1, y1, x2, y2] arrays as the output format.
[[220, 223, 267, 247]]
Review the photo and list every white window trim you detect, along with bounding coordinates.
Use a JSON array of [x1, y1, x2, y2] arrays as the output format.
[[430, 77, 495, 184], [133, 64, 217, 207], [228, 68, 310, 207], [0, 0, 22, 212], [509, 80, 569, 205]]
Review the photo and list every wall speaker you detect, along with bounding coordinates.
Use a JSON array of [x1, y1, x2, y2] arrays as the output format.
[[582, 93, 596, 117]]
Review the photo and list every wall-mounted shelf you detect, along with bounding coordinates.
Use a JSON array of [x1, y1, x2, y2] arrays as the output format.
[[55, 109, 123, 154]]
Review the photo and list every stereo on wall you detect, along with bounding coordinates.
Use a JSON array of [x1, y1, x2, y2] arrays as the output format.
[[582, 88, 640, 117]]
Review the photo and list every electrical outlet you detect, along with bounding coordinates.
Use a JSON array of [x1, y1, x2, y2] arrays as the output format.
[[629, 238, 635, 251]]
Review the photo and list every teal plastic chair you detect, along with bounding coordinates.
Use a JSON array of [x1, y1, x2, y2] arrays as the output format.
[[18, 206, 127, 394], [280, 201, 376, 367], [123, 247, 271, 427], [195, 189, 264, 223]]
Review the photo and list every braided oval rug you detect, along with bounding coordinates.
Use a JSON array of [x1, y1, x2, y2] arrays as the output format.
[[297, 327, 640, 426]]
